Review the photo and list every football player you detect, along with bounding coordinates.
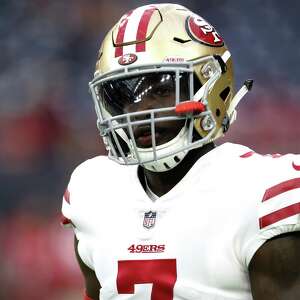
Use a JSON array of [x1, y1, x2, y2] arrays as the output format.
[[61, 4, 300, 300]]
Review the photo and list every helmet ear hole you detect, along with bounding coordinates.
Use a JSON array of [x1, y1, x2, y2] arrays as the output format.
[[193, 73, 202, 95], [220, 86, 230, 102]]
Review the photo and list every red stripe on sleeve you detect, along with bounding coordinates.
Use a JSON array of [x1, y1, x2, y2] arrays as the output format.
[[136, 8, 156, 52], [115, 10, 133, 57], [259, 202, 300, 229], [262, 178, 300, 202], [60, 214, 71, 226], [240, 151, 255, 158], [293, 162, 300, 171], [64, 189, 70, 204]]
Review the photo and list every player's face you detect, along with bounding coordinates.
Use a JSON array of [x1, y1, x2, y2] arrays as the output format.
[[124, 74, 186, 148], [101, 73, 189, 148]]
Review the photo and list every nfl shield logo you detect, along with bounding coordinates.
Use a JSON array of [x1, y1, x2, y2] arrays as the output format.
[[143, 211, 157, 229]]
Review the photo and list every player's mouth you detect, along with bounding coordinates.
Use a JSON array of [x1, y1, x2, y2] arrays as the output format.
[[134, 126, 162, 148]]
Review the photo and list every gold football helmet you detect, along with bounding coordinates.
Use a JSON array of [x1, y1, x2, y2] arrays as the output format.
[[89, 3, 252, 172]]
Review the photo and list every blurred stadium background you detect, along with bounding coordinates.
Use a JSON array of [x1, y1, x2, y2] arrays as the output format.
[[0, 0, 299, 299]]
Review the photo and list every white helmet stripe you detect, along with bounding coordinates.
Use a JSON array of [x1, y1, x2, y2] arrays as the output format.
[[222, 50, 231, 63], [116, 5, 156, 56]]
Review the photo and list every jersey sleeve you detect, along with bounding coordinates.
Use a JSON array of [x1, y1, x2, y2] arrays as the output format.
[[60, 159, 97, 270], [239, 153, 300, 267], [60, 159, 89, 230]]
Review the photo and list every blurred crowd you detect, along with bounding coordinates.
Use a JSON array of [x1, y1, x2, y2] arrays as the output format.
[[0, 0, 299, 299]]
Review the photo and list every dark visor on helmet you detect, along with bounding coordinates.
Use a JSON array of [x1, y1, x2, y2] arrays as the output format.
[[97, 72, 192, 117]]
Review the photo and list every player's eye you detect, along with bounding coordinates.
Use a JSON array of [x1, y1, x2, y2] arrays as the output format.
[[152, 85, 173, 97]]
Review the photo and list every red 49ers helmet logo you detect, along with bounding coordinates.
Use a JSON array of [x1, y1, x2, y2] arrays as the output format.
[[118, 53, 138, 65], [186, 15, 224, 47]]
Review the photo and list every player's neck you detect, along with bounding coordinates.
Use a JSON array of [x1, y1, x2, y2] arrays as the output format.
[[142, 142, 215, 197]]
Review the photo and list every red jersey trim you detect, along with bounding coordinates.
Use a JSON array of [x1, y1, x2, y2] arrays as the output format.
[[292, 162, 300, 171], [240, 151, 255, 158], [259, 202, 300, 229], [60, 213, 71, 226], [114, 10, 133, 57], [262, 178, 300, 202]]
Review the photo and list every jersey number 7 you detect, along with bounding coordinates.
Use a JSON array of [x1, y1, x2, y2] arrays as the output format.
[[117, 259, 177, 299]]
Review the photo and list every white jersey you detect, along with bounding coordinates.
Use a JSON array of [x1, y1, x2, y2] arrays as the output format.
[[61, 143, 300, 300]]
